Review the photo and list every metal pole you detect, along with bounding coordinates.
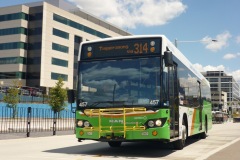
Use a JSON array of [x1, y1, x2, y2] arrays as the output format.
[[26, 107, 31, 137], [53, 111, 57, 135]]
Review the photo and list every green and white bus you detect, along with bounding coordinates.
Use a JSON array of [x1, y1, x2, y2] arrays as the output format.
[[68, 35, 212, 149]]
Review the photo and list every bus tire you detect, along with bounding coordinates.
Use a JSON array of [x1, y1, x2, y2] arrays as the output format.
[[108, 141, 122, 147], [173, 122, 187, 150]]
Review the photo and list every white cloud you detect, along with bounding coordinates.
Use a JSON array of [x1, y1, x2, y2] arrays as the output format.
[[202, 31, 232, 52], [204, 65, 226, 72], [68, 0, 187, 29], [193, 63, 205, 72], [193, 63, 226, 72], [228, 70, 240, 83], [236, 36, 240, 44], [223, 53, 240, 60]]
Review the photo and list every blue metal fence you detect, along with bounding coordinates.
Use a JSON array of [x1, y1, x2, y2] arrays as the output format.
[[0, 103, 75, 137]]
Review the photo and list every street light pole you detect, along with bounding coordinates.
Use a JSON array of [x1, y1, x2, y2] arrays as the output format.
[[174, 38, 218, 48]]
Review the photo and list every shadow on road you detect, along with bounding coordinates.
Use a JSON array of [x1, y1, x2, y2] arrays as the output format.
[[44, 138, 200, 158]]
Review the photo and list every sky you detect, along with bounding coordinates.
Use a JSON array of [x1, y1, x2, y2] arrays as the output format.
[[1, 0, 240, 82]]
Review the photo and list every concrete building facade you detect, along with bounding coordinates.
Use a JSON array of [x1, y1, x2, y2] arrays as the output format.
[[0, 0, 130, 93], [203, 71, 240, 111]]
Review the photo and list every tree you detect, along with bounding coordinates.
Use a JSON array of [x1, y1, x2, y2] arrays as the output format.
[[49, 77, 67, 116], [3, 87, 19, 118]]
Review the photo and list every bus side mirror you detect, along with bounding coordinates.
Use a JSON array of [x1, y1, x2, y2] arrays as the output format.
[[164, 51, 174, 67], [67, 89, 76, 113], [67, 89, 75, 103]]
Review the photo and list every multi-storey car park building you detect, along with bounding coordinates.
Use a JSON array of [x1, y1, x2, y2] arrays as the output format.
[[0, 0, 130, 93]]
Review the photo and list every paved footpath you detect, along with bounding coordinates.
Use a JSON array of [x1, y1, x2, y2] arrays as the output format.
[[0, 122, 239, 160]]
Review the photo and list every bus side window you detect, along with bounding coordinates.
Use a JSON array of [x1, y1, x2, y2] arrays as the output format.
[[191, 81, 201, 108]]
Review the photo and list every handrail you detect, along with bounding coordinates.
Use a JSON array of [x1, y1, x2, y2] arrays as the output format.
[[83, 107, 147, 138]]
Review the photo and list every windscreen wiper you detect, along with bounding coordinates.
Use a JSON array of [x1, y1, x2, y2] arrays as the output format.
[[89, 101, 126, 108], [123, 104, 158, 111]]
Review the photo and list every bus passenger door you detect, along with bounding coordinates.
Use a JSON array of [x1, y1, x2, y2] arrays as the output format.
[[169, 64, 179, 138], [198, 81, 203, 130]]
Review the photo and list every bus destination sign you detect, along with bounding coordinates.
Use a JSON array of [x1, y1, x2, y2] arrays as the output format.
[[81, 38, 161, 60]]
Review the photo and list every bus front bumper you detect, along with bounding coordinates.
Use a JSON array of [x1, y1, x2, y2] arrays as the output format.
[[76, 125, 170, 142]]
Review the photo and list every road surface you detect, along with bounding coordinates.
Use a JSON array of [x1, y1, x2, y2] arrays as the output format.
[[0, 122, 239, 160]]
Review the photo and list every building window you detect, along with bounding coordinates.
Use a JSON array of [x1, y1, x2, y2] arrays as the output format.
[[52, 43, 68, 53], [0, 72, 26, 79], [0, 12, 28, 22], [210, 83, 218, 88], [53, 14, 110, 38], [51, 72, 68, 81], [0, 27, 27, 36], [0, 42, 27, 50], [52, 57, 68, 67], [53, 28, 69, 39], [0, 57, 26, 65], [209, 78, 218, 82], [221, 78, 231, 82], [221, 83, 230, 87]]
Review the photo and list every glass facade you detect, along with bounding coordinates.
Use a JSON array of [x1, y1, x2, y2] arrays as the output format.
[[53, 28, 69, 39], [26, 6, 43, 87], [0, 72, 26, 79], [53, 14, 110, 38], [52, 42, 69, 53], [28, 27, 42, 35], [0, 57, 26, 65], [28, 42, 42, 50], [0, 27, 27, 36], [29, 12, 42, 21], [0, 42, 27, 50], [74, 35, 82, 43], [51, 72, 68, 81], [0, 12, 28, 22], [73, 35, 82, 89], [52, 57, 68, 67]]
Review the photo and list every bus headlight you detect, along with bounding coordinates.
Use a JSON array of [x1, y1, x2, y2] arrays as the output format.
[[147, 120, 155, 128], [84, 121, 90, 127], [145, 118, 166, 128], [155, 120, 162, 127], [77, 120, 83, 127]]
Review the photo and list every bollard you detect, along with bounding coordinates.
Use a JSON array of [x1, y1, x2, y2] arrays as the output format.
[[53, 111, 57, 135], [26, 107, 31, 137]]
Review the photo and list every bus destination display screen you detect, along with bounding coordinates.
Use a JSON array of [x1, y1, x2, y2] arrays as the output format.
[[81, 38, 162, 60]]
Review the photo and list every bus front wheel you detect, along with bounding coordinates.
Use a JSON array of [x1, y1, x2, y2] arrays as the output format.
[[108, 141, 122, 147], [173, 123, 187, 150]]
